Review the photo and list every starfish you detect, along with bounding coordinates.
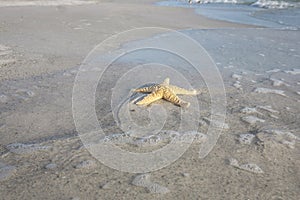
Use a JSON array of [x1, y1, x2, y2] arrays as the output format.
[[132, 78, 198, 108]]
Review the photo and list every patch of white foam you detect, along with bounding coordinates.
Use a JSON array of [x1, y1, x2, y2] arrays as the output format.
[[252, 0, 298, 9], [266, 68, 281, 73], [0, 163, 16, 181], [254, 87, 286, 97], [269, 114, 279, 119], [75, 160, 96, 169], [16, 89, 35, 97], [45, 163, 57, 170], [257, 129, 299, 149], [229, 158, 263, 174], [238, 133, 255, 145], [101, 130, 207, 147], [203, 117, 229, 130], [0, 0, 97, 7], [6, 143, 49, 154], [224, 65, 234, 69], [240, 107, 262, 115], [265, 129, 299, 140], [257, 105, 279, 113], [132, 174, 169, 194], [241, 116, 265, 125], [0, 44, 10, 51], [0, 50, 12, 56], [270, 78, 290, 87], [284, 68, 300, 75], [233, 81, 242, 90], [0, 94, 9, 103], [232, 73, 242, 80], [0, 59, 16, 66]]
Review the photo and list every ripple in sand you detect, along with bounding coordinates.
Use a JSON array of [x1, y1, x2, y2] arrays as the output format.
[[6, 143, 50, 154], [254, 88, 286, 97], [132, 174, 169, 194], [229, 158, 264, 174], [241, 116, 265, 125]]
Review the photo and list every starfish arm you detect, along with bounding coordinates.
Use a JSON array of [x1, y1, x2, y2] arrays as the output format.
[[136, 89, 164, 106], [162, 78, 170, 86], [134, 85, 158, 93], [168, 85, 198, 95], [163, 89, 190, 108]]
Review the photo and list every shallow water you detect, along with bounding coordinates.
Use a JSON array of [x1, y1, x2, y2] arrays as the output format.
[[157, 0, 300, 28]]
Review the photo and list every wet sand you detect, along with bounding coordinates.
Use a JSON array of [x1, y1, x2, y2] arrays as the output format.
[[0, 0, 299, 200]]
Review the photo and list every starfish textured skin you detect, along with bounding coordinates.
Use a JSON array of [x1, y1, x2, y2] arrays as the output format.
[[133, 78, 198, 108]]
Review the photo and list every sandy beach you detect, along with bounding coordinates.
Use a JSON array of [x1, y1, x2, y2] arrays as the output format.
[[0, 0, 299, 199]]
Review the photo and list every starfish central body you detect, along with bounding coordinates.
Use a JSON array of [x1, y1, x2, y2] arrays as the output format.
[[133, 78, 198, 108]]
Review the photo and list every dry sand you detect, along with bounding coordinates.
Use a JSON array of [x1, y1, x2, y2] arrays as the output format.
[[0, 0, 299, 200]]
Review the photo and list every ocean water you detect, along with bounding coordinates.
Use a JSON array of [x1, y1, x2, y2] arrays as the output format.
[[156, 0, 300, 28]]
